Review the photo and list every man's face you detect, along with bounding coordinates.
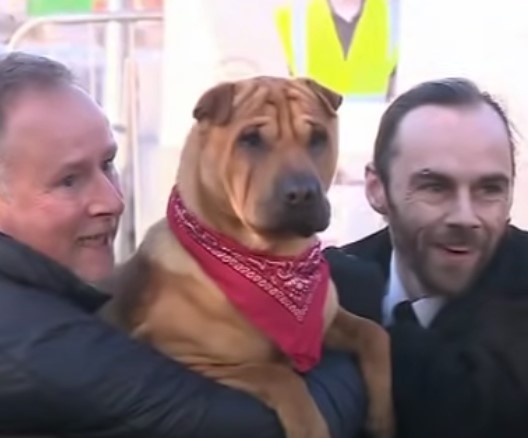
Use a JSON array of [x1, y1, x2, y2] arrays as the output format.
[[0, 86, 124, 283], [368, 103, 513, 297]]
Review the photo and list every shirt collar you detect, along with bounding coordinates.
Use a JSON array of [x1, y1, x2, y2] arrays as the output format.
[[383, 251, 446, 327]]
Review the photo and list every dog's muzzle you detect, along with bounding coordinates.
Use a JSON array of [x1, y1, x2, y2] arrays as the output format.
[[268, 173, 330, 237]]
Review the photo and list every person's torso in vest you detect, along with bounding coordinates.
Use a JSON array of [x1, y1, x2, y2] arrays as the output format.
[[275, 0, 398, 99]]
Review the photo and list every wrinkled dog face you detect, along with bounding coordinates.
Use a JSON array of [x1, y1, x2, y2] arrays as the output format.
[[193, 77, 342, 238]]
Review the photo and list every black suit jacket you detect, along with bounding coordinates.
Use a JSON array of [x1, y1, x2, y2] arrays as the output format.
[[337, 226, 528, 438]]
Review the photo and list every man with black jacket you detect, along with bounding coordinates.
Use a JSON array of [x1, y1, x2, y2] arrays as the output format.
[[0, 52, 376, 437], [337, 77, 528, 438]]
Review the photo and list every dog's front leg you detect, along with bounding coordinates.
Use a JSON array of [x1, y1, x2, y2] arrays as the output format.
[[324, 308, 394, 438], [194, 363, 330, 438]]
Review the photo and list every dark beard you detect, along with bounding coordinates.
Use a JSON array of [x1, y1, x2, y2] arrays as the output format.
[[385, 195, 489, 297]]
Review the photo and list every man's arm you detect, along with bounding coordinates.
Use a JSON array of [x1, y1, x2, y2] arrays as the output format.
[[0, 287, 279, 438], [0, 283, 367, 438]]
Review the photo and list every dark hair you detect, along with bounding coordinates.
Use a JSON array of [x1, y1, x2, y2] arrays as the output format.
[[0, 52, 74, 132], [373, 77, 515, 184]]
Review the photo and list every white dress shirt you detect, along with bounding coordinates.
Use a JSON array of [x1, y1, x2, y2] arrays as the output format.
[[382, 252, 446, 327]]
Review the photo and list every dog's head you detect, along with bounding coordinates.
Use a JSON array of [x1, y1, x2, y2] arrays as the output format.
[[181, 76, 342, 242]]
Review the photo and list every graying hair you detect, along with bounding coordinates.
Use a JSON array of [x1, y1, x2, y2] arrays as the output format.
[[0, 52, 75, 192]]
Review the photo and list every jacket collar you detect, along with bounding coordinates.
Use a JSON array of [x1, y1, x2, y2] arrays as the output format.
[[0, 232, 108, 313]]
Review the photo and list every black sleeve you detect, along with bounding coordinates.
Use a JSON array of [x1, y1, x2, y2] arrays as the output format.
[[388, 297, 528, 438], [0, 287, 283, 438], [0, 284, 367, 438]]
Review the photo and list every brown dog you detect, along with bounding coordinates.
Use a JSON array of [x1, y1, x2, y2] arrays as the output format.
[[102, 77, 393, 438]]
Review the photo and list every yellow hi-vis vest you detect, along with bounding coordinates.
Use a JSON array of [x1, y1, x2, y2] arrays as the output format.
[[274, 0, 398, 100]]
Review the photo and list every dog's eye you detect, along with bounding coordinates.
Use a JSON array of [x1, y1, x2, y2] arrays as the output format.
[[309, 129, 328, 150], [239, 131, 264, 149]]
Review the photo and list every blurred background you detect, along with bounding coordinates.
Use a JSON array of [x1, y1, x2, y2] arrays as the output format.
[[1, 0, 528, 261]]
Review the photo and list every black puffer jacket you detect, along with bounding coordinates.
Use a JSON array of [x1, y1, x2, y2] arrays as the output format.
[[0, 233, 384, 437]]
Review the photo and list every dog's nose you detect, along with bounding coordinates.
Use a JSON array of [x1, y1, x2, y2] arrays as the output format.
[[280, 174, 321, 207]]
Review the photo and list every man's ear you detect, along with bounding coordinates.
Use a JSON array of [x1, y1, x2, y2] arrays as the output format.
[[365, 163, 389, 216], [192, 82, 235, 126], [300, 78, 343, 115]]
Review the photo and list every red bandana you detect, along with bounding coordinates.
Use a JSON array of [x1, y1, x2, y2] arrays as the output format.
[[166, 186, 330, 372]]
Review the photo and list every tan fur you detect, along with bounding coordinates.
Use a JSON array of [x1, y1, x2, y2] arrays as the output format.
[[102, 77, 393, 438], [126, 220, 340, 366]]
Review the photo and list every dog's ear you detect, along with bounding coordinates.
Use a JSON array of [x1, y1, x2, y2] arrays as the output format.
[[193, 82, 236, 126], [301, 78, 343, 115]]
